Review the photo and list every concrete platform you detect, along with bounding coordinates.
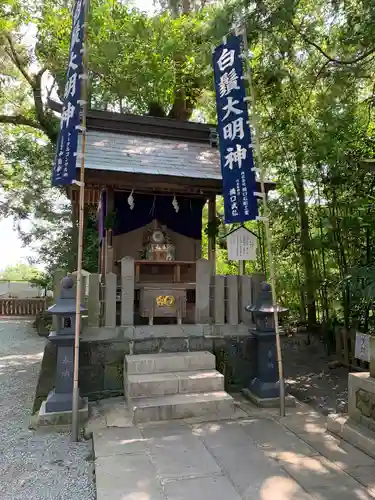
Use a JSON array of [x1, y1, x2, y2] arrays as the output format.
[[130, 391, 235, 423], [37, 398, 89, 427], [126, 370, 224, 398], [125, 351, 215, 375]]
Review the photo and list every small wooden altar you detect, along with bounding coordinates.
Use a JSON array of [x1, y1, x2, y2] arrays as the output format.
[[134, 260, 195, 285], [135, 260, 195, 325]]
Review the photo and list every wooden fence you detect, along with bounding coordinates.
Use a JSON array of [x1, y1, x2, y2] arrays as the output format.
[[0, 298, 47, 317], [335, 327, 370, 371], [81, 258, 264, 327]]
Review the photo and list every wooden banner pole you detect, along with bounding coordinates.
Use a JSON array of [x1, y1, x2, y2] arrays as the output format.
[[72, 0, 89, 442], [241, 26, 286, 417]]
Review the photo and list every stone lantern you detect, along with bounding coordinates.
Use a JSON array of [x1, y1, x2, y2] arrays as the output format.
[[44, 276, 86, 414], [243, 282, 295, 407]]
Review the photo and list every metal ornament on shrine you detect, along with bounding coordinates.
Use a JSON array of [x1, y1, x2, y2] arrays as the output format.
[[44, 276, 86, 413]]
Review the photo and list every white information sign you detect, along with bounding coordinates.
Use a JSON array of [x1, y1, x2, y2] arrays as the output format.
[[226, 226, 258, 261], [355, 332, 370, 362]]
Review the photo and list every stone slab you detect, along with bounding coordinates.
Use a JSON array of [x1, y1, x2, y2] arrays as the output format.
[[145, 430, 222, 481], [298, 431, 375, 470], [293, 488, 372, 500], [193, 421, 312, 500], [327, 413, 375, 460], [126, 372, 179, 398], [93, 427, 147, 457], [242, 388, 296, 408], [95, 454, 164, 500], [163, 475, 242, 500], [126, 370, 224, 399], [140, 421, 191, 439], [275, 410, 328, 435], [345, 465, 375, 491], [82, 324, 250, 342], [99, 397, 133, 428], [175, 370, 224, 394], [130, 391, 235, 423], [125, 351, 215, 375], [37, 398, 88, 427], [278, 454, 374, 500], [240, 417, 319, 457]]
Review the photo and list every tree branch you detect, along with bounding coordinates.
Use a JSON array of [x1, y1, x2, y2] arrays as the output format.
[[292, 23, 375, 65], [0, 114, 46, 132], [4, 33, 34, 87]]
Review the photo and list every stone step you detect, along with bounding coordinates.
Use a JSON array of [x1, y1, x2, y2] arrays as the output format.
[[125, 351, 215, 375], [126, 370, 224, 399], [129, 391, 235, 423], [327, 414, 375, 460]]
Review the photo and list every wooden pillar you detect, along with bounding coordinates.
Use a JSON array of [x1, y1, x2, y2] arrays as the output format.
[[87, 273, 100, 327], [207, 195, 216, 276], [195, 258, 211, 323], [226, 275, 239, 325], [121, 257, 135, 325], [213, 275, 225, 324], [105, 187, 114, 274], [105, 272, 117, 327], [239, 260, 245, 275]]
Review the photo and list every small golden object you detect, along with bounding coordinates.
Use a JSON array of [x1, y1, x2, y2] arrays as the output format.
[[156, 295, 175, 307]]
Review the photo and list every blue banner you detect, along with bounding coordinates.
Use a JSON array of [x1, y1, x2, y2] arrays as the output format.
[[213, 35, 259, 223], [52, 0, 85, 186]]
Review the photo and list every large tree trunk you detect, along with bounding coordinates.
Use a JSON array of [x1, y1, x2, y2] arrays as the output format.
[[294, 162, 317, 327]]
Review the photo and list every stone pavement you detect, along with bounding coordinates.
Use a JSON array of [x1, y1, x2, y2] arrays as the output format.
[[88, 396, 375, 500], [0, 319, 94, 500]]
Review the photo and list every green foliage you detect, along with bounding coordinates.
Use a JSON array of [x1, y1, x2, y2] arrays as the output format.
[[3, 0, 375, 333], [0, 263, 42, 282]]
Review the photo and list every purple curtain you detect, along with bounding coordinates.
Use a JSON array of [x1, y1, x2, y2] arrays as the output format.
[[97, 190, 106, 243]]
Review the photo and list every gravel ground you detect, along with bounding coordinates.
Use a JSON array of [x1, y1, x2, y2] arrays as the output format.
[[0, 318, 95, 500], [282, 333, 349, 414]]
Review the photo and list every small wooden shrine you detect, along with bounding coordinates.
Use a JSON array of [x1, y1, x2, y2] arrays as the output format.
[[66, 109, 274, 329]]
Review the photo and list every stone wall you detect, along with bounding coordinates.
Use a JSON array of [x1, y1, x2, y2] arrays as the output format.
[[78, 333, 256, 400], [33, 324, 257, 406], [356, 388, 375, 421]]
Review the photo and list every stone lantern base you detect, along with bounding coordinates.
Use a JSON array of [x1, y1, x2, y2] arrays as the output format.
[[37, 398, 89, 427], [242, 330, 296, 408], [242, 387, 296, 408]]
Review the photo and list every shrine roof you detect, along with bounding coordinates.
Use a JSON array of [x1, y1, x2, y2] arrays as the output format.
[[45, 106, 276, 192], [81, 129, 222, 181]]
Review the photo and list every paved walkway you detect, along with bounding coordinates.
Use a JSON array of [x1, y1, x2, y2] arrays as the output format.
[[0, 319, 95, 500], [90, 397, 375, 500]]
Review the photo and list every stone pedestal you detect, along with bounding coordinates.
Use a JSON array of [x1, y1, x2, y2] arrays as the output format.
[[348, 372, 375, 430], [327, 337, 375, 456], [248, 330, 279, 399], [40, 276, 86, 423], [327, 372, 375, 458], [45, 333, 84, 413], [243, 330, 295, 407], [242, 282, 295, 408]]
